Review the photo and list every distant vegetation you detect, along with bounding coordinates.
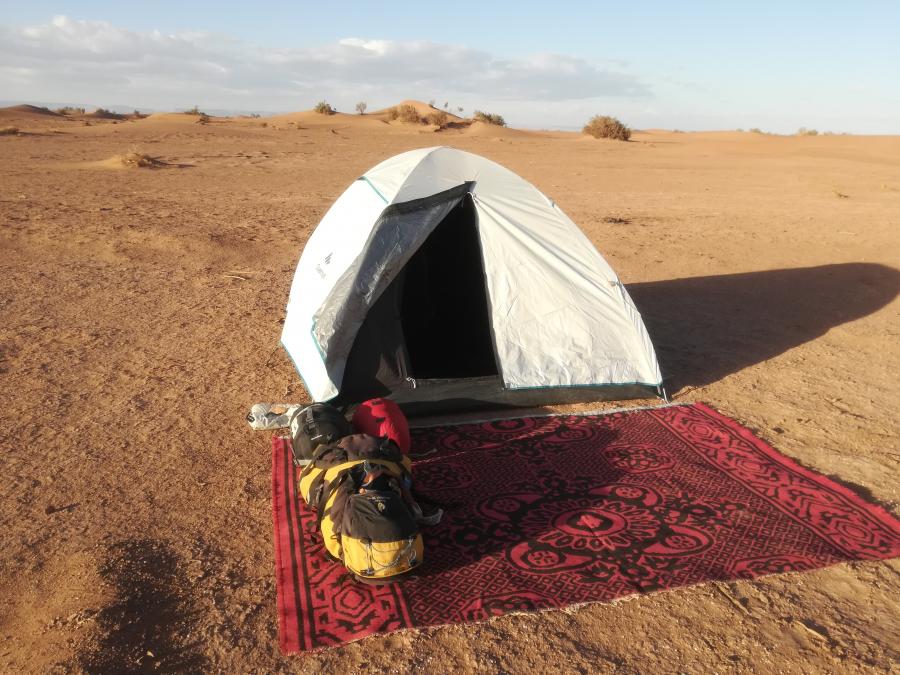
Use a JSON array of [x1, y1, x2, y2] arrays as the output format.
[[56, 106, 86, 116], [749, 128, 764, 134], [355, 102, 367, 115], [473, 110, 506, 127], [0, 126, 19, 135], [426, 110, 449, 128], [388, 104, 425, 124], [119, 152, 165, 169], [92, 108, 126, 120], [583, 115, 630, 141], [797, 127, 819, 136], [314, 101, 336, 115]]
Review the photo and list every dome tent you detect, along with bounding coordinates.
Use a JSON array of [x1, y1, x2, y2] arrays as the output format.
[[281, 147, 663, 412]]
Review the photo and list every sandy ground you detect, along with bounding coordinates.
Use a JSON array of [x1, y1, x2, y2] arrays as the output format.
[[1, 103, 898, 673]]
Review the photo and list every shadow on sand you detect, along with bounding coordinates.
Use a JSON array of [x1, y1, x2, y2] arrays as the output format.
[[628, 263, 900, 390]]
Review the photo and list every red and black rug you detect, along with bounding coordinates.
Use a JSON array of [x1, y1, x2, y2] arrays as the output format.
[[271, 402, 900, 653]]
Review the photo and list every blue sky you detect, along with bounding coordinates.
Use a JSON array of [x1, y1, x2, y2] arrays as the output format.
[[2, 2, 898, 132]]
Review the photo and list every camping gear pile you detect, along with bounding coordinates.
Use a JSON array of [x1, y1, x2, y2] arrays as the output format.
[[290, 398, 429, 584]]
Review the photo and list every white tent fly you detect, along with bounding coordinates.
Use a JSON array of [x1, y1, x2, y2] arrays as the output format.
[[281, 146, 662, 411]]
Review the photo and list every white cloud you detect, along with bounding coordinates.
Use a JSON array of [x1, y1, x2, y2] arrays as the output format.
[[0, 15, 650, 117]]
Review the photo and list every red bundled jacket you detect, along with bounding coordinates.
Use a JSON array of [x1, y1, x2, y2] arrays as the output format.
[[351, 398, 411, 455]]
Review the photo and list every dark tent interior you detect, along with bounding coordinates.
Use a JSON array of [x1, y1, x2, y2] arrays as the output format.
[[337, 194, 498, 404]]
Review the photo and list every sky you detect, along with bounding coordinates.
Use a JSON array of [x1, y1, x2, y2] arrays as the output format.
[[2, 2, 899, 133]]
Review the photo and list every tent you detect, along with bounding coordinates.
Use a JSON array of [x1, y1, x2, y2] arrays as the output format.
[[281, 146, 663, 411]]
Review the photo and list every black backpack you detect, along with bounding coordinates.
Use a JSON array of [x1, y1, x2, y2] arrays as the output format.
[[289, 403, 352, 464]]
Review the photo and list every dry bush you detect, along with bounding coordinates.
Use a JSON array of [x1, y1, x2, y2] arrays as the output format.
[[797, 127, 819, 136], [583, 115, 631, 141], [314, 101, 335, 115], [56, 106, 85, 116], [197, 114, 211, 125], [0, 126, 19, 135], [88, 108, 127, 120], [426, 110, 449, 127], [388, 104, 424, 124], [119, 152, 165, 168], [749, 127, 763, 134], [473, 110, 506, 126], [355, 101, 367, 115]]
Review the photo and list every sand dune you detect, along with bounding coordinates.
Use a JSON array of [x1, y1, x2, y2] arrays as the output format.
[[0, 103, 63, 117]]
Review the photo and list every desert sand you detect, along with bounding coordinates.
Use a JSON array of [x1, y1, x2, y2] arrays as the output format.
[[1, 101, 898, 673]]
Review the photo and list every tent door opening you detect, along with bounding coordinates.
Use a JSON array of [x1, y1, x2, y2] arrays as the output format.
[[400, 194, 498, 380]]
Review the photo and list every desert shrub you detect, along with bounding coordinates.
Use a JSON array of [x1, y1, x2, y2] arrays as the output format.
[[426, 110, 449, 127], [749, 127, 763, 133], [0, 126, 19, 135], [583, 115, 630, 141], [120, 152, 164, 168], [797, 127, 818, 136], [314, 101, 335, 115], [473, 110, 506, 127], [355, 101, 367, 115], [56, 106, 85, 116], [93, 108, 126, 120], [388, 104, 424, 124], [197, 114, 211, 124], [184, 105, 202, 115]]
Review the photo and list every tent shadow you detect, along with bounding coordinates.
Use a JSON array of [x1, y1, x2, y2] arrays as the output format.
[[627, 263, 900, 390]]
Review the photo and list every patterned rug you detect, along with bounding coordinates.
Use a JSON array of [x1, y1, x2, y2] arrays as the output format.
[[270, 402, 900, 653]]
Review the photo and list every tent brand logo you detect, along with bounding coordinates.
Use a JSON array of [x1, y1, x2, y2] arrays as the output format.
[[315, 253, 333, 280]]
